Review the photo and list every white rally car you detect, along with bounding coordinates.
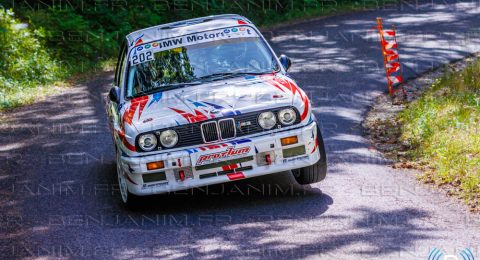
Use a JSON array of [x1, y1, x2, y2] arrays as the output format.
[[106, 14, 327, 207]]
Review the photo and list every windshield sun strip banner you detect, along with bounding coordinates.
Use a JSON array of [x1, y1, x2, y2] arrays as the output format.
[[129, 26, 259, 65]]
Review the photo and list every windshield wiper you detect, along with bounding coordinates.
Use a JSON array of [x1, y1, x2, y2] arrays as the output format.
[[130, 81, 203, 98], [199, 71, 275, 82]]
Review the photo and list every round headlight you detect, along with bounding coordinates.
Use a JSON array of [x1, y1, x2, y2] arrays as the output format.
[[258, 111, 277, 129], [278, 108, 297, 125], [159, 130, 178, 148], [138, 133, 157, 151]]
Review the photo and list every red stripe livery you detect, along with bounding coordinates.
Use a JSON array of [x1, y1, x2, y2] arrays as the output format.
[[262, 75, 310, 121], [117, 130, 136, 152], [122, 96, 149, 128], [311, 137, 319, 154], [169, 107, 209, 123]]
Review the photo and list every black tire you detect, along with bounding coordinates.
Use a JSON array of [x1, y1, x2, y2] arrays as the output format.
[[123, 191, 143, 210], [292, 125, 327, 185]]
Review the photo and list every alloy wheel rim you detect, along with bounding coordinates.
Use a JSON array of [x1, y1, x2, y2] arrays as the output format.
[[116, 151, 128, 203]]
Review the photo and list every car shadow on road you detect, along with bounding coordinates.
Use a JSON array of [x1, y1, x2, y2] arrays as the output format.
[[115, 171, 330, 214], [92, 162, 434, 259]]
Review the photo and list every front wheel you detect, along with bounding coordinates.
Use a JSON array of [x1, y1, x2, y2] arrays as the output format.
[[292, 125, 327, 185], [116, 148, 141, 209]]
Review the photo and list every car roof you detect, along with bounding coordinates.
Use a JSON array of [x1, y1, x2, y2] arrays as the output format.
[[126, 14, 254, 49]]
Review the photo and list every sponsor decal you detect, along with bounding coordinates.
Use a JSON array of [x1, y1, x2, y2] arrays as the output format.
[[142, 182, 168, 189], [196, 146, 251, 166], [129, 26, 258, 65], [282, 155, 309, 163]]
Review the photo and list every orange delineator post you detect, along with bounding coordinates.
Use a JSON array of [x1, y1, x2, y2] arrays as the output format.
[[375, 17, 405, 96]]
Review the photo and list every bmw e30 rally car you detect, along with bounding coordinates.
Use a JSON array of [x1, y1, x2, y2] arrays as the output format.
[[106, 14, 327, 206]]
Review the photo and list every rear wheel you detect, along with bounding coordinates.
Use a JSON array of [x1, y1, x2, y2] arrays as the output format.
[[292, 125, 327, 185], [116, 149, 141, 209]]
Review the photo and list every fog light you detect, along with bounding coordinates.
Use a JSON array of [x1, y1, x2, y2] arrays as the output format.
[[147, 161, 164, 170], [281, 136, 298, 146]]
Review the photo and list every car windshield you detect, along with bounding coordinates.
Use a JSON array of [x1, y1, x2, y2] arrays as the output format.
[[126, 28, 279, 98]]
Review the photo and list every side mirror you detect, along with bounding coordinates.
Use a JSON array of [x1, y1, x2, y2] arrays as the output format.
[[279, 54, 292, 72], [109, 86, 120, 103]]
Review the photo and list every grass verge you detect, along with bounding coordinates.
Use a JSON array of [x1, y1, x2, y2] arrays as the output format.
[[399, 59, 480, 208]]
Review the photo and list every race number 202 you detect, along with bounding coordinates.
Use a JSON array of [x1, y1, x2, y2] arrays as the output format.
[[131, 51, 154, 65]]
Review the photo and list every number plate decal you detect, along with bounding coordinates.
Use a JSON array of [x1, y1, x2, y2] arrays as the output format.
[[130, 51, 154, 65]]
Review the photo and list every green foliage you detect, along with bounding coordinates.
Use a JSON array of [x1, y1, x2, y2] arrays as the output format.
[[0, 9, 63, 108], [11, 0, 368, 71], [399, 60, 480, 204], [1, 0, 374, 109], [21, 8, 120, 73]]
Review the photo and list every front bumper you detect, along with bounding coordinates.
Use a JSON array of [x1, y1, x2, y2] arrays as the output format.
[[120, 121, 321, 196]]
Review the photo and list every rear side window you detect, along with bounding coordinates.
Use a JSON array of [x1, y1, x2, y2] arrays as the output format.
[[114, 42, 127, 86]]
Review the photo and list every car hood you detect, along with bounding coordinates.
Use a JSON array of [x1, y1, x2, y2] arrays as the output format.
[[120, 73, 310, 134]]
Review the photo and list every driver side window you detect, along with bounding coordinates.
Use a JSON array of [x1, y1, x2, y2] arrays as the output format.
[[118, 46, 127, 90], [114, 42, 126, 86]]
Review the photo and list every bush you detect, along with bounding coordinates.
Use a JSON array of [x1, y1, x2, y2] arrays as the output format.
[[11, 0, 364, 72], [0, 9, 63, 108], [1, 0, 366, 108]]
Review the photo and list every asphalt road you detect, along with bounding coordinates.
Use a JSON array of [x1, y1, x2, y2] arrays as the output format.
[[1, 1, 480, 259]]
